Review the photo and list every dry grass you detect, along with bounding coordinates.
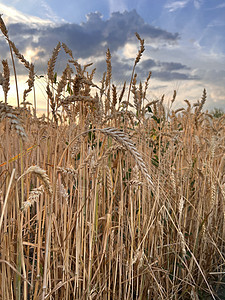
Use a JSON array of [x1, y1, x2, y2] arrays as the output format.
[[1, 17, 225, 300]]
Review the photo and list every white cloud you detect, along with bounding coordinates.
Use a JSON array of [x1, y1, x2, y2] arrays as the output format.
[[123, 43, 139, 59], [24, 46, 45, 62], [0, 3, 54, 26], [165, 1, 189, 12], [209, 88, 225, 105], [193, 0, 203, 9], [165, 0, 203, 12], [215, 3, 225, 9], [40, 0, 65, 23], [207, 20, 225, 28], [109, 0, 127, 14], [206, 3, 225, 10]]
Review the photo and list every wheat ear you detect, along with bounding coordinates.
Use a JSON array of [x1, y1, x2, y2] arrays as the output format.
[[0, 15, 20, 106], [2, 59, 10, 103], [21, 185, 45, 211], [18, 166, 53, 196], [127, 33, 145, 106], [105, 48, 112, 87], [47, 42, 61, 83], [99, 127, 153, 187]]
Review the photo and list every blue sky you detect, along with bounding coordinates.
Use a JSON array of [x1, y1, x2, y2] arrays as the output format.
[[0, 0, 225, 110]]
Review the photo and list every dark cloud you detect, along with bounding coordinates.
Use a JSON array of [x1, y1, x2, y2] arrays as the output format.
[[8, 23, 37, 36], [136, 58, 194, 81], [93, 55, 132, 83], [160, 61, 190, 71], [152, 71, 199, 81], [37, 50, 46, 58], [0, 9, 187, 82], [0, 38, 8, 54], [138, 58, 157, 70], [138, 59, 189, 73], [94, 55, 198, 84], [2, 10, 179, 58]]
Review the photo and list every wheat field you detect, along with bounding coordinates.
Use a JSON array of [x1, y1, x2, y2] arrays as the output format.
[[0, 16, 225, 300]]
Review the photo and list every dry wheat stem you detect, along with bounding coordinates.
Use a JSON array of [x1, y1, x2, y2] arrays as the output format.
[[0, 169, 15, 233]]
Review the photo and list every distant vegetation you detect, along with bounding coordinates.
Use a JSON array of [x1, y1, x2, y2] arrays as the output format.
[[1, 16, 225, 300], [210, 107, 224, 118]]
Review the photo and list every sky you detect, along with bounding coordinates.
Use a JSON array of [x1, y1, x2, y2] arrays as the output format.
[[0, 0, 225, 111]]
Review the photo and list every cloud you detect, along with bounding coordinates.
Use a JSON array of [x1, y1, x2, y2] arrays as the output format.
[[165, 1, 189, 12], [39, 0, 64, 23], [0, 4, 224, 110], [93, 55, 132, 82], [209, 3, 225, 10], [197, 68, 225, 87], [109, 0, 127, 14], [152, 70, 197, 81], [93, 54, 197, 84], [193, 0, 203, 9], [137, 59, 196, 81], [164, 0, 203, 12], [1, 9, 179, 68], [0, 3, 54, 26], [159, 61, 190, 71], [139, 58, 157, 70], [0, 7, 205, 84]]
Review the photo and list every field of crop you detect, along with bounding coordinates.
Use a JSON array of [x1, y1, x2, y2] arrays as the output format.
[[0, 16, 225, 299]]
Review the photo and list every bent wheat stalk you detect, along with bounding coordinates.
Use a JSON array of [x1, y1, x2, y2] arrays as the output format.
[[58, 127, 154, 188], [99, 127, 153, 187]]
